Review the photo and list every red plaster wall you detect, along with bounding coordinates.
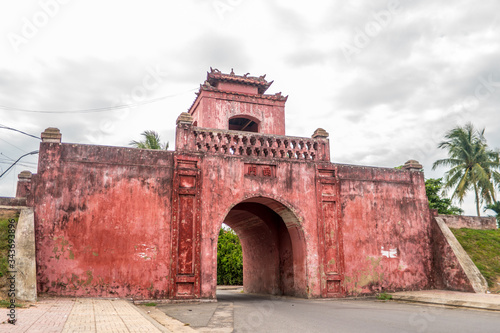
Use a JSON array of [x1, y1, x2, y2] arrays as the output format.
[[33, 142, 174, 299], [32, 141, 440, 299], [197, 155, 318, 299], [336, 165, 433, 295], [217, 82, 258, 94], [189, 91, 286, 135]]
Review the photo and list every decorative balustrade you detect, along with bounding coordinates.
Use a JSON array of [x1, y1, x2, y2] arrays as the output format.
[[176, 124, 330, 162]]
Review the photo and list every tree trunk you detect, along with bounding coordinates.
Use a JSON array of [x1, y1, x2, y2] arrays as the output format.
[[473, 181, 481, 217]]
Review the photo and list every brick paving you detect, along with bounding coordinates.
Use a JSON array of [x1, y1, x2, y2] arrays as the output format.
[[0, 298, 167, 333], [0, 298, 73, 333]]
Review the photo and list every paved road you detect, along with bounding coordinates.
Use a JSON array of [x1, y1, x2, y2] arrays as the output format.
[[159, 289, 500, 333]]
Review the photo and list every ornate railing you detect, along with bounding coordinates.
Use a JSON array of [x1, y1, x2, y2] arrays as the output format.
[[176, 124, 330, 162]]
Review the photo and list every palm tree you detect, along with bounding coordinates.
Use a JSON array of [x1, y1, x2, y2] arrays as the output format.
[[130, 130, 169, 150], [432, 123, 500, 216], [484, 201, 500, 228]]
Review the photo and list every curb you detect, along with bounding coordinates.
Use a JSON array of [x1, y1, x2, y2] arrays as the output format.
[[139, 306, 197, 333], [391, 295, 500, 311]]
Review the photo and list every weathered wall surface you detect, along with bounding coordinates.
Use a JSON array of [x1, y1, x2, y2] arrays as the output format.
[[15, 207, 37, 302], [32, 140, 451, 299], [431, 215, 488, 292], [198, 154, 320, 298], [33, 142, 175, 299], [337, 165, 433, 295], [23, 69, 486, 300], [439, 214, 497, 230], [0, 197, 26, 207], [190, 91, 286, 135]]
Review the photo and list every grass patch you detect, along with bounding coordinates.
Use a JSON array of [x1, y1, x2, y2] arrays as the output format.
[[451, 228, 500, 292], [143, 302, 157, 307], [377, 292, 393, 300], [0, 299, 25, 308]]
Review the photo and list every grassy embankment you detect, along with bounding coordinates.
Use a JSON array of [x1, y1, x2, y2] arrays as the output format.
[[451, 228, 500, 293]]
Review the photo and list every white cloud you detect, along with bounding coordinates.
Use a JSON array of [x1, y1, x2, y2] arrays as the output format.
[[0, 0, 499, 215]]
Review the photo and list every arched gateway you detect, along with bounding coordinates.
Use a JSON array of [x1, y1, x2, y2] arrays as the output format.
[[25, 69, 477, 302], [219, 197, 307, 298]]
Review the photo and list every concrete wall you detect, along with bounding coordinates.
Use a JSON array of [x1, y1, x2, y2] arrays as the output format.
[[15, 207, 37, 301], [0, 206, 36, 301], [0, 197, 26, 207], [431, 215, 487, 293], [439, 214, 497, 230]]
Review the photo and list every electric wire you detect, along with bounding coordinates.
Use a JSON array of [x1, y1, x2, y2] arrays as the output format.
[[0, 151, 38, 179], [0, 88, 198, 114], [0, 125, 41, 140]]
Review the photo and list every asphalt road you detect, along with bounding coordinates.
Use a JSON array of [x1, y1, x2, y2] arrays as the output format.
[[159, 289, 500, 333]]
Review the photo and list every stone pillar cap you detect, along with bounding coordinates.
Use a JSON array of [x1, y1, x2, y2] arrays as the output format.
[[176, 112, 194, 125], [312, 128, 329, 139], [41, 127, 62, 143], [402, 159, 423, 171], [18, 170, 33, 180]]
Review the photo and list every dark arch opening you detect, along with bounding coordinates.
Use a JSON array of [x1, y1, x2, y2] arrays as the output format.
[[228, 116, 259, 133], [219, 197, 307, 297]]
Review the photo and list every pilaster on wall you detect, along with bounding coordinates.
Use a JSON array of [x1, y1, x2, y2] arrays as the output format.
[[316, 165, 345, 297], [38, 127, 63, 179], [16, 171, 33, 199], [170, 155, 202, 299], [175, 112, 195, 152]]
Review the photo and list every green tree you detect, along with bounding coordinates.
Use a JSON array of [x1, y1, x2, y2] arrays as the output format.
[[217, 228, 243, 285], [432, 123, 500, 216], [425, 178, 463, 215], [484, 201, 500, 228], [130, 130, 169, 150]]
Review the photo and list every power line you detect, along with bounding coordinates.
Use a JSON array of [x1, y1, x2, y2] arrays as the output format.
[[0, 161, 36, 168], [0, 88, 198, 114], [0, 151, 38, 179], [0, 125, 41, 140], [0, 157, 37, 165], [0, 138, 31, 154]]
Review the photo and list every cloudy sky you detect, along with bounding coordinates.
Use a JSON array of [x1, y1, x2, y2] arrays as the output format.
[[1, 0, 499, 215]]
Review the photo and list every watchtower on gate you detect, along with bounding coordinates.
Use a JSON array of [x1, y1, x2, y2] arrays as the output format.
[[188, 68, 287, 135]]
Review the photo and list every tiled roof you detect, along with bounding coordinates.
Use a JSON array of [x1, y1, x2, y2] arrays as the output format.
[[206, 68, 272, 94], [187, 85, 287, 112], [187, 68, 287, 112]]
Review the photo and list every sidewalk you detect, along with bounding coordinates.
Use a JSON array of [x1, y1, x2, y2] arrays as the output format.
[[391, 290, 500, 311], [0, 298, 170, 333], [2, 290, 499, 332]]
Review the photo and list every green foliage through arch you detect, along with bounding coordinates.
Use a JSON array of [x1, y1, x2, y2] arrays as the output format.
[[217, 228, 243, 285]]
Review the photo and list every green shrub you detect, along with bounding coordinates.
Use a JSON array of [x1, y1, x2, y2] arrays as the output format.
[[217, 228, 243, 285], [377, 292, 393, 300]]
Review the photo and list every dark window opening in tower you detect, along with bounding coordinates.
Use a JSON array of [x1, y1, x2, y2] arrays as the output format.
[[229, 117, 259, 133]]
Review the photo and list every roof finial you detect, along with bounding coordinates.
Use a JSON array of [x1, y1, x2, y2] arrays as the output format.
[[230, 68, 235, 75]]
